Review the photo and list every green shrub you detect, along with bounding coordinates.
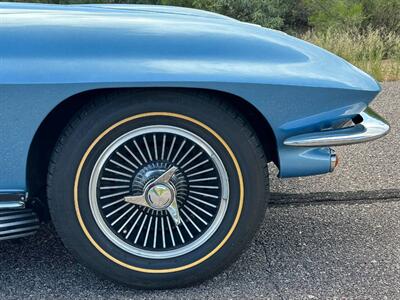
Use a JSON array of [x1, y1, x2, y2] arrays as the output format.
[[362, 0, 400, 34], [304, 0, 365, 31], [303, 0, 400, 34], [156, 0, 293, 29]]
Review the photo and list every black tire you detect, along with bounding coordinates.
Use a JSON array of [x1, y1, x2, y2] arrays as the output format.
[[47, 90, 269, 289]]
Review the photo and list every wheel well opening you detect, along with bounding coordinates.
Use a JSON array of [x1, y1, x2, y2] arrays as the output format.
[[212, 90, 278, 165], [26, 90, 98, 202], [26, 87, 278, 207]]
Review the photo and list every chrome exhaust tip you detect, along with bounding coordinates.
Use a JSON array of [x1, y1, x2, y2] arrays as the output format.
[[330, 149, 338, 172]]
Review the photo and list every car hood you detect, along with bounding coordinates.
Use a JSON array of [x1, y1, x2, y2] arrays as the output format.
[[0, 2, 380, 92], [0, 2, 234, 21], [79, 4, 234, 20]]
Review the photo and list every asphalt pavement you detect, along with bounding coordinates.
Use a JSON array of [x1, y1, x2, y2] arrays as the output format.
[[0, 82, 399, 299]]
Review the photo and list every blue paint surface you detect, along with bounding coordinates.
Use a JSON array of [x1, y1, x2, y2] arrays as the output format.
[[0, 3, 381, 191]]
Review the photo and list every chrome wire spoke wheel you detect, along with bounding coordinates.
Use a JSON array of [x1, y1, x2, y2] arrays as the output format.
[[89, 125, 229, 259]]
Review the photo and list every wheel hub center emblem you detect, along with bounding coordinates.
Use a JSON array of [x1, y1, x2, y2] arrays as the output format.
[[146, 184, 173, 209]]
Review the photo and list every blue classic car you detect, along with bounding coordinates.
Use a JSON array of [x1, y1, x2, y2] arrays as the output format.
[[0, 2, 390, 288]]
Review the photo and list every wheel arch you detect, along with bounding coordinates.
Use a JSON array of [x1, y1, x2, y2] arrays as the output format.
[[26, 87, 278, 205]]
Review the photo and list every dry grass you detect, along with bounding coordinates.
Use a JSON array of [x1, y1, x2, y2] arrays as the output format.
[[301, 28, 400, 81]]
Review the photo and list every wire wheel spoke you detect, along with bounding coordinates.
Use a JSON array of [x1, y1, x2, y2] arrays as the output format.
[[90, 125, 229, 259]]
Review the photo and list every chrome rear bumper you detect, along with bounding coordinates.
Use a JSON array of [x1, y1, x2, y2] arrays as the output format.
[[284, 107, 390, 147]]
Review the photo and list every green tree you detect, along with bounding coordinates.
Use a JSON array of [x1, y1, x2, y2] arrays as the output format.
[[304, 0, 365, 31], [362, 0, 400, 34]]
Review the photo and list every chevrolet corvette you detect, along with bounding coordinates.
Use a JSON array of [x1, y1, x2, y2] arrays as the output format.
[[0, 2, 390, 288]]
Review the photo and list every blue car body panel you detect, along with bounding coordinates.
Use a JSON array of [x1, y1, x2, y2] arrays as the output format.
[[0, 3, 381, 192]]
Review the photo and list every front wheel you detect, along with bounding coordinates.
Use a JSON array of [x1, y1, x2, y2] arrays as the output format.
[[47, 91, 269, 288]]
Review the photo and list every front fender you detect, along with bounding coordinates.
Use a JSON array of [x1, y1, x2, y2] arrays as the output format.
[[0, 3, 382, 190]]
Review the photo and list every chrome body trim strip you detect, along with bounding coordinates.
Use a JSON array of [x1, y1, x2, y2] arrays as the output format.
[[284, 107, 390, 147], [0, 209, 40, 241], [0, 231, 37, 241], [0, 200, 25, 210], [0, 192, 26, 210]]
